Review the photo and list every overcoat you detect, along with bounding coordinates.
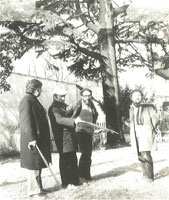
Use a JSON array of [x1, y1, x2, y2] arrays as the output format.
[[130, 104, 159, 153], [19, 93, 51, 170], [48, 100, 77, 153]]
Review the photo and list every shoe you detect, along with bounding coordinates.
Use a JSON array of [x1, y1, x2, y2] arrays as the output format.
[[67, 184, 78, 190], [40, 189, 48, 193], [72, 181, 82, 186], [61, 184, 68, 189], [79, 177, 87, 183], [39, 191, 47, 196], [142, 177, 154, 183], [86, 177, 92, 181], [146, 178, 154, 183], [28, 191, 47, 198], [79, 178, 89, 186]]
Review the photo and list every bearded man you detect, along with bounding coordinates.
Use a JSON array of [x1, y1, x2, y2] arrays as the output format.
[[129, 89, 159, 182]]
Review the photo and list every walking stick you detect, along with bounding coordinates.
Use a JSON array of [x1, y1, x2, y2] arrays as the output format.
[[36, 144, 59, 186], [81, 120, 119, 135]]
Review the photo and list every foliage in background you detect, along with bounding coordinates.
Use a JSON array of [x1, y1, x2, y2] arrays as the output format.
[[119, 84, 156, 128], [119, 86, 131, 121], [1, 0, 169, 146], [0, 122, 20, 157], [0, 1, 169, 93], [0, 53, 13, 92]]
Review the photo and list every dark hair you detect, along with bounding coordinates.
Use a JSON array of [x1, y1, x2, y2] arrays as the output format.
[[130, 89, 143, 100], [80, 88, 92, 96], [26, 79, 42, 94]]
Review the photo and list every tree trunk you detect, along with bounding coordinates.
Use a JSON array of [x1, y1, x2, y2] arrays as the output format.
[[98, 0, 123, 145]]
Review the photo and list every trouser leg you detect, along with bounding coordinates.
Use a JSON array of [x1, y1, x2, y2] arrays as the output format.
[[68, 151, 79, 185], [36, 169, 43, 190], [138, 152, 147, 177], [77, 133, 92, 180], [144, 151, 154, 180], [85, 134, 92, 180], [27, 169, 41, 197], [139, 151, 154, 180], [59, 153, 70, 186]]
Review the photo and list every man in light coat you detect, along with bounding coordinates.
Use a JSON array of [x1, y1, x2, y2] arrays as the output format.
[[129, 89, 159, 182], [19, 79, 51, 197]]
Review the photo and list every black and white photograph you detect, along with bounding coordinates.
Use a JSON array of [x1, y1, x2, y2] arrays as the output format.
[[1, 0, 169, 199]]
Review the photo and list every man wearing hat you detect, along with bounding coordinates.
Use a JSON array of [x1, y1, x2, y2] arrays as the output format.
[[48, 88, 81, 189], [19, 79, 51, 197], [129, 89, 159, 182]]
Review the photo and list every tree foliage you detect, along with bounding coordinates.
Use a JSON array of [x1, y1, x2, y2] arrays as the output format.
[[0, 0, 169, 93]]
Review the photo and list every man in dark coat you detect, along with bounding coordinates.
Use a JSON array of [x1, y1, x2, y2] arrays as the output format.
[[19, 79, 51, 197], [72, 88, 98, 183], [48, 88, 81, 189]]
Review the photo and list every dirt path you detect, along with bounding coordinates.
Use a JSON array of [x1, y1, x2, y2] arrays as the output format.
[[0, 144, 169, 200]]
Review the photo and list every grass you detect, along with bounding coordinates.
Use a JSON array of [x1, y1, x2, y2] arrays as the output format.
[[1, 144, 169, 200]]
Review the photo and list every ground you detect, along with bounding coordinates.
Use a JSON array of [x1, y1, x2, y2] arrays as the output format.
[[0, 143, 169, 200]]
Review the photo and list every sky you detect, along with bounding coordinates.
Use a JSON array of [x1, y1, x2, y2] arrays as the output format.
[[126, 0, 169, 21], [129, 0, 169, 9], [1, 0, 169, 21]]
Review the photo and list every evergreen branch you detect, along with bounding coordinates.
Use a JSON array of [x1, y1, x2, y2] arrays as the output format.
[[75, 0, 100, 33], [70, 37, 106, 62], [116, 38, 168, 44], [113, 5, 129, 18], [6, 21, 45, 46]]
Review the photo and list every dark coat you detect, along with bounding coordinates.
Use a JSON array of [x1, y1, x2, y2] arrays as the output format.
[[19, 93, 51, 170], [48, 100, 77, 154]]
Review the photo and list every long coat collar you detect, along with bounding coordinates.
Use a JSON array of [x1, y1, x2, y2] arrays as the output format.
[[130, 103, 155, 126]]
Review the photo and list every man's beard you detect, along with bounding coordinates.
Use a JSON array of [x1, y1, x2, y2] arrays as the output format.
[[133, 102, 141, 107], [83, 99, 91, 105]]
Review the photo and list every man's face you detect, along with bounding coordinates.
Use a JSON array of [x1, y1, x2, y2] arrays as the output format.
[[81, 90, 92, 105], [131, 91, 143, 106], [34, 87, 42, 97], [55, 94, 66, 103]]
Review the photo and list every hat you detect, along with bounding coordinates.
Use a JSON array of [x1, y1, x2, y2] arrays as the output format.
[[54, 88, 67, 96], [26, 79, 42, 94]]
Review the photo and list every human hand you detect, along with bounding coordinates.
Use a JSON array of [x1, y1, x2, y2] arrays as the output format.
[[66, 104, 73, 112], [28, 140, 36, 150], [74, 117, 83, 125]]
